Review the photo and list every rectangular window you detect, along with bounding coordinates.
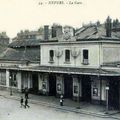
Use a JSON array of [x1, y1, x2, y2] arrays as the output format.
[[65, 50, 70, 62], [83, 49, 89, 65], [49, 50, 54, 62]]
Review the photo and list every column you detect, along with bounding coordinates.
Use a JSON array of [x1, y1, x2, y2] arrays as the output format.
[[17, 71, 22, 92], [38, 73, 43, 91], [6, 70, 10, 88], [56, 74, 64, 97], [27, 73, 31, 89], [73, 75, 81, 101], [42, 73, 49, 95], [101, 79, 107, 104]]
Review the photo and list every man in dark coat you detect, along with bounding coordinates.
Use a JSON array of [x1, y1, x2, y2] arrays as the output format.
[[25, 88, 29, 99]]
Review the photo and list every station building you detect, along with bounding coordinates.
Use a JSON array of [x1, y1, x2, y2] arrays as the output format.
[[0, 18, 120, 109]]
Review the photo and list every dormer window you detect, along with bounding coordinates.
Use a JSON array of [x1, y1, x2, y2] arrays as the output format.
[[49, 50, 54, 62], [65, 50, 70, 62], [83, 49, 89, 65]]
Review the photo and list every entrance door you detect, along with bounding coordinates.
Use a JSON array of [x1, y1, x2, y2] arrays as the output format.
[[82, 76, 91, 102], [109, 80, 119, 110], [64, 75, 73, 98], [49, 74, 56, 96], [32, 74, 38, 94]]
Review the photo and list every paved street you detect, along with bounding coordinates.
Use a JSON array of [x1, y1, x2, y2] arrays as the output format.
[[0, 96, 119, 120]]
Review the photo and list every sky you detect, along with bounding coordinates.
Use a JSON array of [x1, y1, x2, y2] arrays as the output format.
[[0, 0, 120, 38]]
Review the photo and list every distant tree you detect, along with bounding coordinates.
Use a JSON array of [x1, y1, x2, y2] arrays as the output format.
[[105, 16, 112, 37]]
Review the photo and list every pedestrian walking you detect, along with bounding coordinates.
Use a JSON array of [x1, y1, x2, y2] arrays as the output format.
[[60, 94, 64, 106], [20, 96, 24, 108], [24, 98, 30, 108], [25, 88, 29, 99]]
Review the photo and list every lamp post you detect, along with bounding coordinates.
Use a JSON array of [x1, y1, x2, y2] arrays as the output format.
[[106, 85, 109, 112], [9, 76, 12, 96]]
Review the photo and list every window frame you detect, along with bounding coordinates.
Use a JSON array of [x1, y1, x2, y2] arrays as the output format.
[[65, 49, 70, 62], [82, 49, 89, 65], [49, 50, 54, 62]]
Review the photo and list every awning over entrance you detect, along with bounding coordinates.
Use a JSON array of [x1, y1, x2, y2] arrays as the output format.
[[1, 65, 120, 76]]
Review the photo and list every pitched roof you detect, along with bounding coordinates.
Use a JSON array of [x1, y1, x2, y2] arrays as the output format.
[[9, 39, 42, 47], [0, 44, 8, 58], [76, 24, 120, 40], [0, 47, 40, 61], [8, 24, 120, 48]]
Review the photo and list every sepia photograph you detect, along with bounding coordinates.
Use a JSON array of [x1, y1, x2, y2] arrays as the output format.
[[0, 0, 120, 120]]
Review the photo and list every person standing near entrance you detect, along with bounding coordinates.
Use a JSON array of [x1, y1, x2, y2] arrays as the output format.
[[24, 98, 30, 108]]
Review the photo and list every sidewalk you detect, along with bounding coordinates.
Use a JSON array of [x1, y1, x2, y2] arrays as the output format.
[[0, 89, 120, 119]]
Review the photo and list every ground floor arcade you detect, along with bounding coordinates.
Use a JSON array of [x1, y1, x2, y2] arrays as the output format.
[[0, 68, 120, 110]]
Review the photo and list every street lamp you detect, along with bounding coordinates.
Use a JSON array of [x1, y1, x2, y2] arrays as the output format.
[[9, 76, 12, 96], [106, 85, 109, 112]]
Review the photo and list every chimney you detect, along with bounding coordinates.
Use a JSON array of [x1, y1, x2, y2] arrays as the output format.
[[56, 26, 63, 37], [51, 24, 63, 38], [105, 16, 112, 37], [51, 26, 57, 38], [44, 25, 49, 40], [73, 28, 75, 36]]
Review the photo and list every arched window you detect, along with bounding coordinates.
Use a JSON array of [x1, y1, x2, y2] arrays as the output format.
[[65, 49, 70, 62], [49, 50, 54, 61]]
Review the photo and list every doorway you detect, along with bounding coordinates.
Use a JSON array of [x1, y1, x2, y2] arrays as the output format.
[[64, 75, 73, 98], [32, 74, 38, 94], [82, 75, 91, 102], [109, 80, 119, 110], [49, 74, 56, 96]]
